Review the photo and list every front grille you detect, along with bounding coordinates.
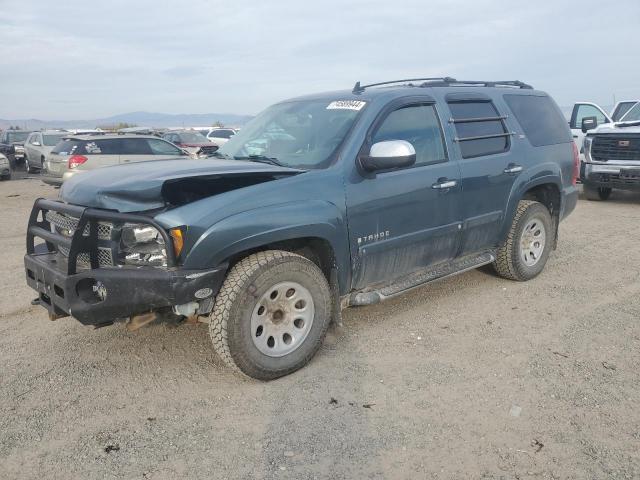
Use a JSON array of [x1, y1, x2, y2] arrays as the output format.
[[45, 211, 115, 267], [591, 135, 640, 162], [45, 211, 112, 240]]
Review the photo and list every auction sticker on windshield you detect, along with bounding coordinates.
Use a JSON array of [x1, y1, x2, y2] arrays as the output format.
[[327, 100, 366, 110]]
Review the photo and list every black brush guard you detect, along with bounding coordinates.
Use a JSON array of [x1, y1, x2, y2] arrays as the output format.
[[24, 198, 226, 326]]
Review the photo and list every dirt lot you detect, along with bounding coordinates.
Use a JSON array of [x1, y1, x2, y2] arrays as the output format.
[[1, 176, 639, 480]]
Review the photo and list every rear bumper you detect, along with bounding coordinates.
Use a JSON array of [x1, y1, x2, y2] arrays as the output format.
[[41, 174, 63, 186], [583, 162, 640, 191], [560, 185, 579, 221], [25, 250, 227, 326]]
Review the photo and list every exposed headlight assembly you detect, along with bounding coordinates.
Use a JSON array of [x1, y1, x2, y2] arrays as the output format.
[[583, 136, 593, 162], [120, 224, 167, 267]]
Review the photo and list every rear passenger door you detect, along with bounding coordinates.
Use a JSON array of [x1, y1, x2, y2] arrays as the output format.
[[446, 94, 519, 255]]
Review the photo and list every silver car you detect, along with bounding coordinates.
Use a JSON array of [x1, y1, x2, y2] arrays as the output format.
[[24, 130, 69, 173], [43, 134, 188, 185], [0, 153, 10, 180]]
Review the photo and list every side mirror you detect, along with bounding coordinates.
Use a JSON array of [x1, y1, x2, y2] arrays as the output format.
[[32, 141, 41, 146], [359, 140, 416, 172], [581, 116, 597, 133]]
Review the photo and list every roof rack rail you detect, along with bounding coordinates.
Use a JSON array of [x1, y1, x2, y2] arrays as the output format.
[[352, 77, 533, 93], [352, 77, 456, 94]]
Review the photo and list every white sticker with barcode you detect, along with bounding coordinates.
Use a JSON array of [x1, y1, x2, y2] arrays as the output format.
[[326, 100, 366, 111]]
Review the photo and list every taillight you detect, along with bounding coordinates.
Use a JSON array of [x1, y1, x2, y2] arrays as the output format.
[[68, 155, 88, 169], [571, 141, 579, 186]]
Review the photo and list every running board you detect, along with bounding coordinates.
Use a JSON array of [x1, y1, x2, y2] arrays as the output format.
[[347, 251, 495, 307]]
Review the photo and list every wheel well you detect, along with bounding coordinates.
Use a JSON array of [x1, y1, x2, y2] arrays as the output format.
[[226, 237, 336, 282], [521, 183, 560, 217], [521, 183, 561, 247]]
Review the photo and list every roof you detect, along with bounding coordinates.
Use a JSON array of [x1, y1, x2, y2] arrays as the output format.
[[61, 134, 160, 141], [284, 77, 542, 105]]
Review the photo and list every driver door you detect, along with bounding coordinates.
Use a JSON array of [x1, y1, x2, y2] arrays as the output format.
[[345, 99, 462, 290]]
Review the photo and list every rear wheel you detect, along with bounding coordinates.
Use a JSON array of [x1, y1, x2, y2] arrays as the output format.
[[583, 184, 611, 201], [209, 250, 331, 380], [493, 200, 553, 281]]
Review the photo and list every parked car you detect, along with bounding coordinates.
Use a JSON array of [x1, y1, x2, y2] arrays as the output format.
[[206, 128, 238, 146], [42, 134, 188, 186], [0, 153, 10, 180], [24, 77, 578, 380], [569, 100, 639, 158], [581, 101, 640, 200], [0, 130, 33, 165], [162, 130, 218, 156], [24, 130, 68, 173]]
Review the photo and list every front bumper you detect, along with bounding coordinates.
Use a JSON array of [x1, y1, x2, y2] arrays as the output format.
[[24, 198, 228, 326], [25, 250, 226, 325], [583, 163, 640, 191]]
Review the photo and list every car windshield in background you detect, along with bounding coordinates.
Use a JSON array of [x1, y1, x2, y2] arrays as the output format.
[[43, 134, 67, 146], [210, 129, 235, 139], [6, 132, 30, 143], [620, 103, 640, 122], [179, 132, 208, 143], [217, 100, 365, 169]]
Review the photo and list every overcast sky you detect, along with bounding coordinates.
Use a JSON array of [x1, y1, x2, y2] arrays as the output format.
[[1, 0, 638, 120]]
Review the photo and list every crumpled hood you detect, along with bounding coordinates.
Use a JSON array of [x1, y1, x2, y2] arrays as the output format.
[[60, 158, 301, 212]]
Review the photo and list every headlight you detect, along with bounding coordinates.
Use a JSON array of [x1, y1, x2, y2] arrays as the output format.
[[583, 136, 593, 162], [119, 224, 167, 267]]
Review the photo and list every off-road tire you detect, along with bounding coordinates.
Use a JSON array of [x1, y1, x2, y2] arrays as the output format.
[[583, 184, 611, 201], [209, 250, 331, 380], [493, 200, 553, 281]]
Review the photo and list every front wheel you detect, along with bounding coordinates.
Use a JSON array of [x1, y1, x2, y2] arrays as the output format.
[[210, 250, 331, 380], [583, 184, 611, 201], [493, 200, 553, 281]]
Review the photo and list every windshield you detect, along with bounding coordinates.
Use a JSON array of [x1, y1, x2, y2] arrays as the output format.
[[620, 102, 640, 122], [179, 132, 208, 143], [217, 100, 365, 169], [6, 132, 30, 143], [43, 134, 66, 146]]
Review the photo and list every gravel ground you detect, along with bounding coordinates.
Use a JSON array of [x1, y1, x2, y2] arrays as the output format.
[[1, 177, 639, 479]]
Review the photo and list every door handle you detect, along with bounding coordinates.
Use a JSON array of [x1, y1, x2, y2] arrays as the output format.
[[431, 179, 457, 189], [503, 164, 523, 174]]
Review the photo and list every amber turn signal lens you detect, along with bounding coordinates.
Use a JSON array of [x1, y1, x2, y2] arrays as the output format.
[[169, 228, 184, 258]]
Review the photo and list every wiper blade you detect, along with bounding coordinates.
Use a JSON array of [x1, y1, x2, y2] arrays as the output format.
[[234, 155, 285, 167], [208, 150, 232, 159]]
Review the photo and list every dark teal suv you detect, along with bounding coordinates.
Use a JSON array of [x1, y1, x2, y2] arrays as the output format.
[[24, 77, 579, 379]]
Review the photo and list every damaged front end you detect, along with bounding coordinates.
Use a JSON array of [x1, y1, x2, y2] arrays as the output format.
[[24, 198, 227, 328]]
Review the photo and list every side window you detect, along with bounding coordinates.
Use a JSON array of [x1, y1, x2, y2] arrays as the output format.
[[570, 104, 607, 129], [90, 139, 125, 155], [119, 138, 152, 155], [448, 101, 509, 158], [503, 94, 572, 147], [147, 139, 183, 155], [27, 133, 35, 144], [371, 104, 446, 167]]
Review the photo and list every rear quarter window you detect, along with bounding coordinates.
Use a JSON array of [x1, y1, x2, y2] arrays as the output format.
[[51, 139, 86, 155], [503, 94, 572, 147]]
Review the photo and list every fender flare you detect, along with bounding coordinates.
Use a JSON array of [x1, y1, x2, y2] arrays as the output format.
[[183, 200, 351, 293], [500, 169, 563, 244]]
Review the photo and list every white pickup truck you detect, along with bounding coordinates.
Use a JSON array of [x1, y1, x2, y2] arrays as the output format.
[[580, 102, 640, 200], [570, 100, 639, 156]]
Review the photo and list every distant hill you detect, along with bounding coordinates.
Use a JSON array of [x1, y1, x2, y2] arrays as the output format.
[[0, 111, 254, 130]]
